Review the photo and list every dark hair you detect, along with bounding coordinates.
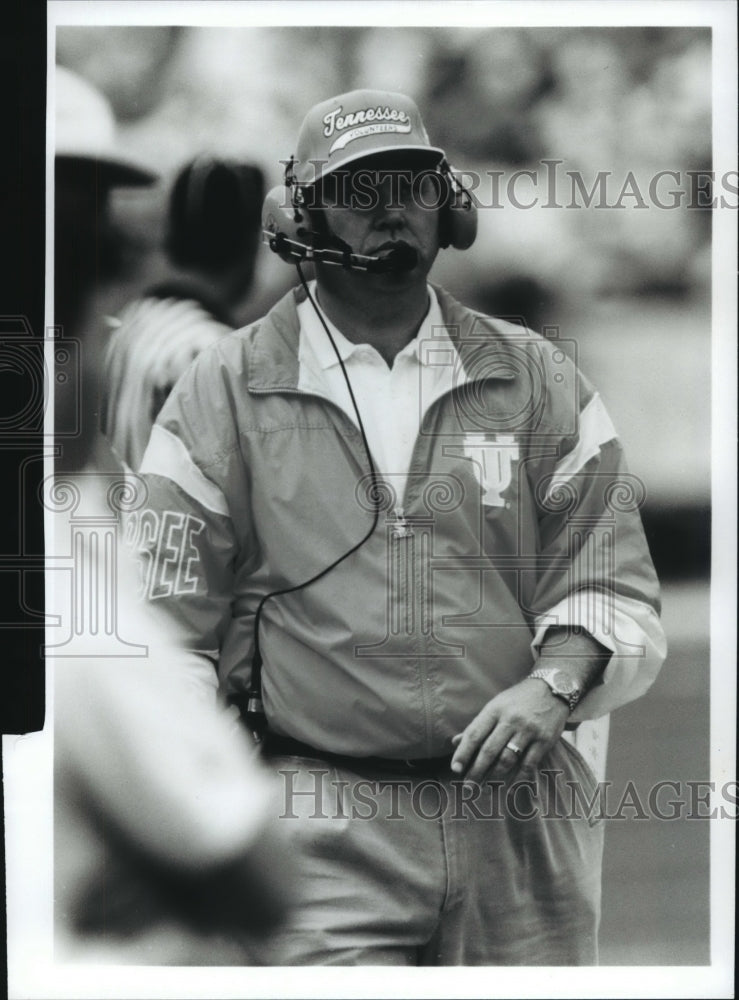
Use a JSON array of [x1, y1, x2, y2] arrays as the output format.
[[165, 156, 265, 274]]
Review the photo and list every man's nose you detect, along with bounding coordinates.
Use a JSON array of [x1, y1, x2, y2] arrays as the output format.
[[373, 173, 412, 222], [374, 207, 407, 235]]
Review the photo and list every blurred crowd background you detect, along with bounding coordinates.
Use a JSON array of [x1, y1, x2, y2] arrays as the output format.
[[55, 23, 714, 965]]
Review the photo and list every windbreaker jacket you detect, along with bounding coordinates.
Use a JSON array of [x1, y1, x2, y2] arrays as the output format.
[[134, 284, 666, 759]]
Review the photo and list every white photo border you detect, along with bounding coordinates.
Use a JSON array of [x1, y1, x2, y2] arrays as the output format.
[[4, 2, 735, 997]]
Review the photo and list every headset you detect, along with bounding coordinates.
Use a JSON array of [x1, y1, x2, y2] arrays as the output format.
[[242, 152, 477, 744], [262, 154, 478, 273]]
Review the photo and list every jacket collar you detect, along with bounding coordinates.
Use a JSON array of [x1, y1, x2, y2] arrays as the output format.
[[246, 282, 517, 392]]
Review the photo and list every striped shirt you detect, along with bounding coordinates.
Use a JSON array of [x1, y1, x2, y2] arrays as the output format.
[[103, 294, 231, 470]]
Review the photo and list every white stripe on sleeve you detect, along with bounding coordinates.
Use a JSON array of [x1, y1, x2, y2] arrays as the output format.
[[140, 424, 230, 517], [546, 393, 618, 501]]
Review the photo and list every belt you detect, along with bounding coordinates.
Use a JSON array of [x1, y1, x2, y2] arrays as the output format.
[[262, 731, 453, 776]]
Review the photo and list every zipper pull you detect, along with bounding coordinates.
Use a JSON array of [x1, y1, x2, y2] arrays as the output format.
[[392, 506, 413, 538]]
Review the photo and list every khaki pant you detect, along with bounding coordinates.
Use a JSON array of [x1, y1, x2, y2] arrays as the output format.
[[253, 739, 604, 965]]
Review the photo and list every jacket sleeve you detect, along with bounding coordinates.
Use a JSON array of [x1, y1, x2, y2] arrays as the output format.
[[527, 354, 667, 721], [130, 347, 256, 702]]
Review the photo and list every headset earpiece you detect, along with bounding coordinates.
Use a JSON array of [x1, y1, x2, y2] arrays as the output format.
[[262, 184, 310, 262], [438, 162, 477, 251]]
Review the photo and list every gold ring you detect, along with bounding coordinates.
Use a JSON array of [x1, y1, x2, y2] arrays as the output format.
[[505, 741, 523, 756]]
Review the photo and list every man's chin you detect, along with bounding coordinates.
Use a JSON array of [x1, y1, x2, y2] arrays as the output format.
[[366, 266, 426, 289], [371, 248, 436, 282]]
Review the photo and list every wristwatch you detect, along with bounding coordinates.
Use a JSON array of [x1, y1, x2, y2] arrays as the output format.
[[527, 667, 583, 712]]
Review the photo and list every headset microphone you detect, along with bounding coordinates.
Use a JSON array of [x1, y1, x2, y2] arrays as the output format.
[[262, 187, 419, 274], [371, 244, 418, 273]]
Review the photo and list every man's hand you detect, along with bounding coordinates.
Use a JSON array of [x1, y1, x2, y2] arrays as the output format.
[[450, 627, 611, 783], [450, 678, 570, 783]]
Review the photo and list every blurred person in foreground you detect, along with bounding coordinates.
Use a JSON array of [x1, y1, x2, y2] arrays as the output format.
[[134, 89, 666, 965], [102, 156, 264, 471], [52, 65, 292, 964]]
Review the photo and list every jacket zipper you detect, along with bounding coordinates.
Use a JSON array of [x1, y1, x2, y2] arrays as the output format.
[[392, 505, 413, 538], [248, 381, 471, 758]]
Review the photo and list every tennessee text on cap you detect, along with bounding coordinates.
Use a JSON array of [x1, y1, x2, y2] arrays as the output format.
[[55, 65, 159, 186], [293, 89, 445, 185]]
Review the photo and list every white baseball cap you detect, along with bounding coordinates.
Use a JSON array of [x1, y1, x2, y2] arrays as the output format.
[[292, 89, 444, 186], [54, 65, 159, 186]]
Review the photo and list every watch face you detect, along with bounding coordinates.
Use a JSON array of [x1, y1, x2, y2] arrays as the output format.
[[550, 670, 575, 694], [531, 667, 581, 706]]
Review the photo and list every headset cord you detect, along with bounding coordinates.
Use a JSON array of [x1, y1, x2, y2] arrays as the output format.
[[244, 262, 383, 743]]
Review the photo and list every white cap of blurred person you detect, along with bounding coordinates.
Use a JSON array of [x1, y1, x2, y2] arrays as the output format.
[[54, 64, 159, 474], [102, 155, 265, 471], [52, 66, 293, 963], [55, 64, 159, 186]]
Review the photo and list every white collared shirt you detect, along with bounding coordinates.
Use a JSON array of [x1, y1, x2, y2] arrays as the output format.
[[297, 283, 459, 506]]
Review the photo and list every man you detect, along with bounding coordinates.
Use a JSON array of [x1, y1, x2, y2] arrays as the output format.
[[135, 90, 666, 965]]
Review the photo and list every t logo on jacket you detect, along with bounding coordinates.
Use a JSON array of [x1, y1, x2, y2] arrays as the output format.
[[462, 433, 520, 508]]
